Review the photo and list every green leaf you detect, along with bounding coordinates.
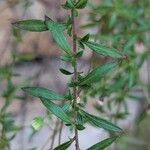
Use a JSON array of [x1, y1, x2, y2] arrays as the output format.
[[45, 16, 72, 55], [60, 54, 72, 62], [76, 124, 85, 130], [59, 68, 73, 75], [75, 51, 84, 58], [53, 139, 74, 150], [123, 36, 137, 54], [32, 117, 44, 130], [80, 34, 90, 42], [41, 98, 72, 124], [85, 41, 124, 59], [62, 0, 75, 9], [79, 63, 117, 85], [22, 87, 64, 100], [81, 110, 123, 132], [75, 0, 88, 9], [87, 137, 117, 150], [12, 20, 48, 32]]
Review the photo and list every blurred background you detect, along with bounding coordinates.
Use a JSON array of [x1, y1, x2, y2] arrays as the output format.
[[0, 0, 150, 150]]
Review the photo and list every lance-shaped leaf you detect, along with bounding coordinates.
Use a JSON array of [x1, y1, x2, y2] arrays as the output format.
[[45, 16, 72, 55], [12, 20, 48, 32], [85, 41, 123, 59], [53, 139, 74, 150], [79, 63, 117, 85], [22, 87, 64, 100], [75, 0, 88, 9], [87, 137, 117, 150], [59, 68, 73, 75], [81, 110, 123, 132], [41, 98, 72, 124]]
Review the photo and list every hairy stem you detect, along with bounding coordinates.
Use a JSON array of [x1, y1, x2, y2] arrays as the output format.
[[71, 5, 80, 150]]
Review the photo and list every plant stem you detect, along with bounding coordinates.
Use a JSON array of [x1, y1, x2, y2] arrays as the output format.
[[58, 121, 63, 145], [71, 5, 80, 150]]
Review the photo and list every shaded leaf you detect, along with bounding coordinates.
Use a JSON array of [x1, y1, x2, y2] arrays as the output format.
[[53, 139, 74, 150], [80, 34, 90, 42], [12, 20, 47, 32], [75, 51, 84, 58], [41, 98, 72, 124], [45, 16, 72, 55], [79, 63, 117, 85], [87, 137, 117, 150], [59, 68, 73, 75], [76, 124, 85, 130], [85, 41, 124, 59], [22, 87, 64, 100], [81, 110, 123, 132]]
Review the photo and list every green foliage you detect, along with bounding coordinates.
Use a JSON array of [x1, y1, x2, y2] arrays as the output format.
[[59, 68, 73, 75], [12, 0, 129, 149], [41, 98, 72, 124], [53, 139, 74, 150], [12, 20, 48, 32], [81, 110, 122, 133], [63, 0, 88, 9], [45, 16, 72, 55], [87, 137, 117, 150], [32, 117, 44, 131], [22, 87, 64, 100], [79, 63, 117, 85], [75, 0, 88, 9], [84, 41, 124, 58]]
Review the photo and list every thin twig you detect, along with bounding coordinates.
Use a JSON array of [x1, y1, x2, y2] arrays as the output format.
[[40, 119, 60, 150], [49, 119, 60, 150], [58, 121, 63, 145]]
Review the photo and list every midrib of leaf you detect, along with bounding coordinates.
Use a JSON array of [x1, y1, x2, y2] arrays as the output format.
[[45, 18, 72, 55], [87, 137, 117, 150], [85, 41, 123, 58], [79, 63, 117, 85], [41, 98, 72, 124], [86, 113, 122, 132], [52, 27, 71, 54], [81, 110, 123, 132]]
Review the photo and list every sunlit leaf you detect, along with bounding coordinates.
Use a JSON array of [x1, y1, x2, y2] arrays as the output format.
[[32, 117, 44, 130]]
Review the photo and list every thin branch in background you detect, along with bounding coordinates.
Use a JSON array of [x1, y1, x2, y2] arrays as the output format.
[[58, 121, 63, 145], [49, 119, 60, 150], [40, 119, 60, 150]]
